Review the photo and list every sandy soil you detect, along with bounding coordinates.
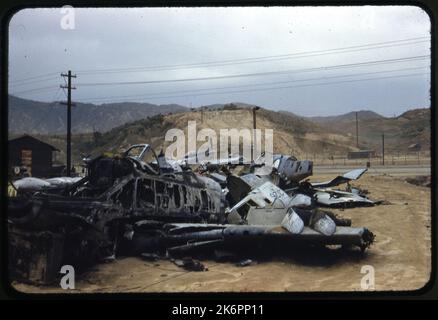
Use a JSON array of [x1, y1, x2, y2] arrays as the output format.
[[12, 174, 431, 293]]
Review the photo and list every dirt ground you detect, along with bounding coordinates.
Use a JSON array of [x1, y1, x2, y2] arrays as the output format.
[[12, 173, 431, 293]]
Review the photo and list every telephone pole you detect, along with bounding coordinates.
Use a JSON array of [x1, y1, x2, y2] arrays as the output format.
[[355, 111, 359, 148], [252, 106, 260, 160], [61, 70, 76, 177], [382, 133, 385, 166]]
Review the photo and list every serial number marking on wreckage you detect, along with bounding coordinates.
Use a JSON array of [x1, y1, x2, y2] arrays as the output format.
[[8, 144, 375, 284]]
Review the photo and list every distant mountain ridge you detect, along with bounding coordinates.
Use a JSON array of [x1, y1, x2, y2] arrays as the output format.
[[306, 110, 385, 123], [8, 96, 429, 154], [397, 108, 430, 120], [8, 95, 188, 134], [25, 104, 430, 165]]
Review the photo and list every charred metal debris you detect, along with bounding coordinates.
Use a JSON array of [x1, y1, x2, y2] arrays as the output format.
[[8, 144, 376, 284]]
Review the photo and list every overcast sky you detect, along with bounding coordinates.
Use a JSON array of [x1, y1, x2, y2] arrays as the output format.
[[8, 6, 431, 117]]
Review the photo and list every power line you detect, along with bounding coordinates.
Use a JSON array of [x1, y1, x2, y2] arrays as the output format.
[[83, 72, 428, 102], [8, 36, 430, 85], [9, 76, 60, 88], [10, 85, 58, 95], [75, 36, 430, 75], [77, 55, 430, 87], [8, 37, 430, 91], [9, 72, 61, 84], [80, 65, 429, 102], [9, 39, 431, 99], [77, 39, 429, 74], [61, 85, 68, 99]]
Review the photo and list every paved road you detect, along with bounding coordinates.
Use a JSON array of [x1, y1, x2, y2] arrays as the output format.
[[313, 165, 431, 176]]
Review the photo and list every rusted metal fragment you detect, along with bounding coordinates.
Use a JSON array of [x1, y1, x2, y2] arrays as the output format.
[[222, 225, 374, 250], [167, 239, 225, 256], [246, 207, 288, 225], [8, 226, 64, 285], [236, 259, 253, 267], [171, 257, 207, 271], [314, 189, 375, 207], [290, 193, 313, 208], [226, 181, 292, 216], [311, 168, 368, 188], [312, 214, 336, 236], [139, 223, 374, 252], [253, 154, 313, 184], [207, 172, 227, 186], [281, 208, 305, 234]]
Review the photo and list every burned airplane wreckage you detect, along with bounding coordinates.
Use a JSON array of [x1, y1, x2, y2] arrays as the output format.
[[8, 144, 375, 284]]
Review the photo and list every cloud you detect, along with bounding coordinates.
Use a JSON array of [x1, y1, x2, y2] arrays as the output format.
[[8, 6, 431, 116]]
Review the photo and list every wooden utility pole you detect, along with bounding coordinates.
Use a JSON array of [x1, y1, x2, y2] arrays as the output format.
[[252, 106, 260, 160], [382, 133, 385, 166], [355, 111, 359, 148], [61, 70, 76, 177]]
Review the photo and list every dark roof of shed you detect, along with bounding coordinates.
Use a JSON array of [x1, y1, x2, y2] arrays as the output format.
[[8, 134, 60, 151]]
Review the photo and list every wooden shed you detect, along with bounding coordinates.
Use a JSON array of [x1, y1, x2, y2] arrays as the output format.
[[9, 135, 60, 177]]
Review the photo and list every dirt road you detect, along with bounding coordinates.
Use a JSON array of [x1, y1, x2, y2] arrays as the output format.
[[314, 165, 430, 176], [12, 174, 431, 293]]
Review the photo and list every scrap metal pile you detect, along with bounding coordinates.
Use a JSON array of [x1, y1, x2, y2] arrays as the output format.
[[8, 144, 375, 284]]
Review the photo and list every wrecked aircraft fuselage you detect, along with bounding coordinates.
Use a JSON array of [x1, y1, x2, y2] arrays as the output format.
[[8, 144, 376, 284], [8, 148, 226, 282]]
